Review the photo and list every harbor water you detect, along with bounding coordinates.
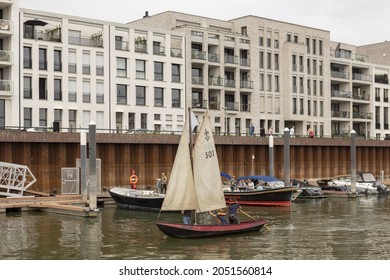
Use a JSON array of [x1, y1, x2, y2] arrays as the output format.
[[1, 196, 390, 260]]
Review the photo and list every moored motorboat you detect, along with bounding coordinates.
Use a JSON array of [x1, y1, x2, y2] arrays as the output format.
[[290, 179, 326, 199], [222, 174, 296, 207], [109, 187, 165, 212]]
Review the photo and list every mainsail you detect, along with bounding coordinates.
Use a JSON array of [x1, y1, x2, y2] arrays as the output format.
[[193, 111, 226, 212], [160, 111, 225, 212]]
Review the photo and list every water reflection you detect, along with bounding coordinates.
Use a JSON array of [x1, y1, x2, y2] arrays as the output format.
[[1, 196, 390, 260]]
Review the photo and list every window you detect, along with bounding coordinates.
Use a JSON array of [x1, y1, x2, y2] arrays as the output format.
[[300, 98, 304, 114], [274, 75, 280, 92], [82, 81, 90, 103], [375, 88, 380, 101], [82, 52, 90, 74], [68, 79, 77, 102], [39, 78, 47, 100], [172, 64, 180, 82], [39, 48, 47, 70], [128, 113, 135, 130], [136, 86, 146, 105], [241, 26, 247, 35], [54, 109, 62, 123], [23, 46, 32, 68], [54, 79, 62, 100], [319, 40, 323, 56], [141, 113, 147, 129], [23, 107, 32, 128], [154, 87, 164, 107], [267, 52, 272, 69], [292, 98, 297, 114], [117, 84, 127, 104], [69, 110, 77, 132], [259, 51, 264, 68], [117, 57, 127, 77], [154, 61, 164, 81], [96, 53, 104, 76], [54, 50, 62, 71], [172, 89, 181, 108], [39, 108, 47, 127], [96, 82, 104, 103], [312, 39, 316, 54], [267, 75, 272, 91], [259, 36, 263, 46], [68, 50, 76, 73], [24, 76, 32, 99], [136, 60, 146, 79], [259, 74, 264, 91]]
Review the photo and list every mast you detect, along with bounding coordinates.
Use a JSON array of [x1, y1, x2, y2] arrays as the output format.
[[188, 107, 197, 224]]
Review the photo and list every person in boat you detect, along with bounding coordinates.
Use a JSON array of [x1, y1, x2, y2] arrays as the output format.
[[181, 210, 192, 225], [230, 176, 236, 191], [161, 172, 168, 194], [228, 198, 241, 224], [209, 209, 228, 225]]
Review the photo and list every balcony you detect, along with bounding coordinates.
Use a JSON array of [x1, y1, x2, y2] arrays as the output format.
[[69, 35, 102, 47], [331, 111, 350, 118], [115, 41, 129, 51], [224, 79, 236, 88], [192, 99, 207, 109], [224, 55, 238, 64], [209, 101, 220, 110], [0, 80, 12, 96], [352, 73, 372, 82], [134, 43, 147, 53], [192, 76, 203, 85], [353, 112, 372, 119], [240, 80, 253, 89], [208, 53, 220, 63], [240, 58, 250, 67], [240, 103, 251, 112], [331, 90, 352, 99], [352, 92, 370, 101], [225, 102, 239, 111], [331, 71, 349, 79], [192, 50, 206, 60], [0, 50, 12, 65], [208, 77, 223, 86], [0, 19, 12, 33], [153, 46, 165, 56]]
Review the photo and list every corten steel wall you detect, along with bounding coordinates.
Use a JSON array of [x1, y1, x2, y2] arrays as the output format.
[[1, 131, 390, 193]]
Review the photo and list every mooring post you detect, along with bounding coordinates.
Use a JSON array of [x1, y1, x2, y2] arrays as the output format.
[[89, 121, 97, 210], [80, 131, 87, 201], [283, 127, 290, 187], [351, 130, 357, 194], [269, 135, 274, 177]]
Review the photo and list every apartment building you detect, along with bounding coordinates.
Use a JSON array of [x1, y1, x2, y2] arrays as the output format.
[[2, 1, 390, 138], [133, 11, 331, 136]]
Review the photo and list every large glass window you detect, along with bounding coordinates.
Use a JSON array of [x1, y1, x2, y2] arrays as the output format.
[[82, 81, 90, 103], [54, 50, 62, 71], [54, 79, 62, 100], [0, 100, 5, 128], [68, 50, 77, 73], [154, 87, 164, 107], [172, 89, 181, 108], [82, 52, 90, 74], [117, 57, 127, 77], [23, 47, 32, 69], [136, 60, 146, 79], [96, 82, 104, 103], [117, 84, 127, 104], [154, 61, 164, 81], [39, 48, 47, 70], [39, 78, 47, 100], [136, 86, 146, 105], [39, 108, 47, 127], [172, 64, 180, 82], [96, 53, 104, 76], [23, 107, 32, 128], [68, 79, 77, 102], [24, 76, 32, 99]]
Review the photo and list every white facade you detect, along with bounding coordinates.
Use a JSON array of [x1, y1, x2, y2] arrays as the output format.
[[2, 3, 390, 138]]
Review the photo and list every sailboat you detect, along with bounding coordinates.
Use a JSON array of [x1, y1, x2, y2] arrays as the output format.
[[156, 110, 266, 238]]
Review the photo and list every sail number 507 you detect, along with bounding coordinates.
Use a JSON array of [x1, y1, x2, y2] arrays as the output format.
[[205, 149, 215, 159]]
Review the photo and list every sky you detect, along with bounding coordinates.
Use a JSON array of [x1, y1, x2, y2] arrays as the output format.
[[19, 0, 390, 46]]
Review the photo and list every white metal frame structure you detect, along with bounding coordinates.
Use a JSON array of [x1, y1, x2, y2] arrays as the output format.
[[0, 161, 37, 197]]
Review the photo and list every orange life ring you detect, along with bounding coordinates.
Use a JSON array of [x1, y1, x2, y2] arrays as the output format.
[[130, 174, 138, 184]]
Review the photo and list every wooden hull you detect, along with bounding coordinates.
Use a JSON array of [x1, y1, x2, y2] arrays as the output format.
[[224, 187, 295, 207], [109, 187, 164, 212], [156, 219, 266, 238]]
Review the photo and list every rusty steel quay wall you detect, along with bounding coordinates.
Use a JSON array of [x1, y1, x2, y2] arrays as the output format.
[[1, 130, 390, 194]]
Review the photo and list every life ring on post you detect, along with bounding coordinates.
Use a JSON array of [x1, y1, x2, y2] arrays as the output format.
[[130, 174, 138, 185]]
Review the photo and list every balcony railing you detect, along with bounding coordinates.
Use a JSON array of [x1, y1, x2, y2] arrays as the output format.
[[192, 99, 207, 109], [224, 79, 235, 88], [225, 102, 239, 111], [115, 41, 129, 51], [353, 112, 372, 119], [208, 77, 223, 86], [0, 50, 12, 63], [153, 46, 165, 55], [240, 80, 253, 89], [352, 73, 372, 82], [331, 71, 349, 79], [331, 111, 350, 118], [134, 43, 147, 53], [224, 55, 238, 64], [69, 35, 102, 47], [352, 92, 370, 101], [208, 53, 220, 63], [191, 50, 206, 60], [240, 103, 251, 112], [191, 76, 203, 85], [209, 101, 220, 110], [331, 90, 352, 99], [240, 58, 250, 67]]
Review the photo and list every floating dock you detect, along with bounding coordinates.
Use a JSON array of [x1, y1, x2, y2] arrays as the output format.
[[0, 195, 102, 217]]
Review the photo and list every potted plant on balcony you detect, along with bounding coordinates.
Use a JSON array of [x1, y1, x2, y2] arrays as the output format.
[[46, 25, 61, 41]]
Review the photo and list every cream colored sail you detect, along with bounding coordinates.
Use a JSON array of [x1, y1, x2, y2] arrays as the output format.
[[160, 121, 199, 211], [193, 111, 226, 212]]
